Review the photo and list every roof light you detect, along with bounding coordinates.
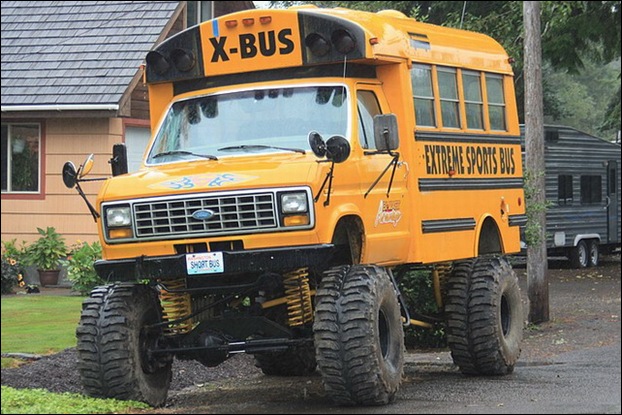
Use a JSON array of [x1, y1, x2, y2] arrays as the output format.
[[331, 29, 356, 54], [242, 18, 254, 26], [259, 16, 272, 24], [305, 33, 331, 57], [170, 49, 195, 72], [369, 37, 379, 45], [225, 20, 238, 28], [145, 51, 170, 75]]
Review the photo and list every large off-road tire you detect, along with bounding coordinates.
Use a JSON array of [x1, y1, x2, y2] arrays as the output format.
[[570, 240, 589, 268], [76, 283, 172, 407], [254, 344, 317, 376], [313, 265, 404, 406], [444, 256, 523, 375]]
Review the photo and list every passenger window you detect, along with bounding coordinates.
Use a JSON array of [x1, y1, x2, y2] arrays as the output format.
[[463, 71, 484, 130], [357, 90, 381, 150], [438, 67, 460, 128], [411, 64, 436, 127], [486, 74, 506, 131]]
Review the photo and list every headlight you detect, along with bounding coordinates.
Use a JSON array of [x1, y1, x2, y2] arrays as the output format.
[[281, 192, 308, 213], [106, 206, 131, 227]]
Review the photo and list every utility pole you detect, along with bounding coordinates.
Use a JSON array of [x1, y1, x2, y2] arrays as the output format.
[[523, 1, 549, 323]]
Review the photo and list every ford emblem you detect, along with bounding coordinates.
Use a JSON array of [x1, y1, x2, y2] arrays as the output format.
[[192, 209, 215, 221]]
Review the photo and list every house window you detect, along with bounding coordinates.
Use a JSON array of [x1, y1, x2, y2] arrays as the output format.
[[187, 1, 213, 27], [411, 64, 436, 127], [462, 71, 484, 130], [557, 174, 573, 205], [580, 175, 602, 204], [1, 123, 41, 193]]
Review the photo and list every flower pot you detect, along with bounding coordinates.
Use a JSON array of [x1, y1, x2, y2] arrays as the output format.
[[38, 269, 60, 287]]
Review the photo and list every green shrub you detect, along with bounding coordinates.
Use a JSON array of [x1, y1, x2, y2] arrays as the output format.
[[395, 266, 447, 349], [62, 241, 103, 295], [23, 227, 68, 271]]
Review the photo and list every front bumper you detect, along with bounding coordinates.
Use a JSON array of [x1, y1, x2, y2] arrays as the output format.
[[94, 244, 335, 282]]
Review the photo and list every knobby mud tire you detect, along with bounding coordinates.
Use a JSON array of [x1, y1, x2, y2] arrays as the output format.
[[254, 344, 317, 376], [76, 283, 172, 407], [444, 256, 523, 375], [313, 265, 404, 406]]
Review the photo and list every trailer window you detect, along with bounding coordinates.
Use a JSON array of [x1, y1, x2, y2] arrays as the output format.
[[580, 175, 602, 204], [557, 175, 573, 205]]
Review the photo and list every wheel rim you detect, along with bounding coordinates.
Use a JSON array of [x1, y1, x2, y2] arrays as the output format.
[[579, 245, 588, 267], [590, 245, 598, 265], [500, 294, 510, 337], [378, 308, 389, 358]]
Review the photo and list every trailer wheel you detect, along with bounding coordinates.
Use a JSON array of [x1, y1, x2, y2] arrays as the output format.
[[76, 284, 172, 407], [570, 240, 589, 268], [444, 256, 523, 375], [587, 240, 599, 267], [314, 265, 404, 406], [254, 344, 317, 376]]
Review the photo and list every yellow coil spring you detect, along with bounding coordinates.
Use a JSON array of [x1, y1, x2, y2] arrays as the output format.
[[432, 263, 453, 309], [283, 268, 313, 327], [158, 279, 193, 335]]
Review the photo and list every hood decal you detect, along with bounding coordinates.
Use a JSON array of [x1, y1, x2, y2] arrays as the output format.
[[148, 173, 257, 191]]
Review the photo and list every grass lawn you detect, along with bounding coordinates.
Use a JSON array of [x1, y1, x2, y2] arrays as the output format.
[[1, 294, 85, 366]]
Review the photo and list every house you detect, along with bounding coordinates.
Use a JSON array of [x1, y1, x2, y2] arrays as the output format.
[[1, 1, 255, 247]]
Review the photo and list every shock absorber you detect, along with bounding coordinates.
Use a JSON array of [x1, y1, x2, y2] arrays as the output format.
[[158, 278, 193, 335], [283, 268, 313, 327]]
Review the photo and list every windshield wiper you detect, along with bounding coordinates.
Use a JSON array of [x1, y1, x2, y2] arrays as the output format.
[[152, 150, 218, 160], [217, 145, 306, 154]]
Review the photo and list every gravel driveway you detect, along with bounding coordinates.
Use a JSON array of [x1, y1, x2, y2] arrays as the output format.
[[2, 252, 620, 412]]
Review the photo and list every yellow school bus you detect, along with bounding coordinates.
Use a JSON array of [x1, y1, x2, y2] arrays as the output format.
[[65, 6, 526, 408]]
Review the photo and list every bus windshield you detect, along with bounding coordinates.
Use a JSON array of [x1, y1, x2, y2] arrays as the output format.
[[146, 85, 348, 164]]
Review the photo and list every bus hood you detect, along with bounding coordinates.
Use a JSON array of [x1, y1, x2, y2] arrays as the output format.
[[98, 154, 319, 202]]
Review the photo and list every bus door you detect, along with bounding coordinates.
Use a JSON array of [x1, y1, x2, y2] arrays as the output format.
[[355, 85, 409, 262]]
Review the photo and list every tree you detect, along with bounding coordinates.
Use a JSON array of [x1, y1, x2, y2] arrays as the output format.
[[523, 1, 549, 324]]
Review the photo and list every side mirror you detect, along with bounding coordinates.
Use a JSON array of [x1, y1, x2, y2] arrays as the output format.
[[325, 135, 350, 163], [62, 161, 78, 189], [110, 143, 128, 176], [373, 114, 399, 151], [79, 154, 94, 178]]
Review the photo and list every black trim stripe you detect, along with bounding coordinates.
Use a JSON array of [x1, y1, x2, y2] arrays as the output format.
[[508, 214, 528, 227], [419, 177, 524, 192], [173, 64, 376, 96], [422, 218, 476, 234], [415, 131, 522, 145]]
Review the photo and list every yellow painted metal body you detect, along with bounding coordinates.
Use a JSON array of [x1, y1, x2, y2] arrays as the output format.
[[97, 6, 524, 268]]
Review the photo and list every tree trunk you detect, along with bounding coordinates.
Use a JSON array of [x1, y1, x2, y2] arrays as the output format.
[[523, 1, 549, 324]]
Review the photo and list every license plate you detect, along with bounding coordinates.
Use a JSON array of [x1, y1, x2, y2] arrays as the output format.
[[186, 252, 224, 275]]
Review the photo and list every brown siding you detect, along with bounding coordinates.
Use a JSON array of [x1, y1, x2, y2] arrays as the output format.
[[1, 118, 124, 245]]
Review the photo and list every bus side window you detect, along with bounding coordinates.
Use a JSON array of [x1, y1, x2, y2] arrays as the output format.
[[411, 64, 436, 127], [485, 74, 507, 131], [463, 70, 484, 130], [438, 67, 460, 128], [357, 90, 381, 150]]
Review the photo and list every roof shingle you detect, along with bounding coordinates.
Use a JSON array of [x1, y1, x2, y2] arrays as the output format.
[[1, 1, 180, 108]]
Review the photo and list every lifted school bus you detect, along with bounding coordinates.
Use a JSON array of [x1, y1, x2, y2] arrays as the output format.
[[64, 6, 526, 407]]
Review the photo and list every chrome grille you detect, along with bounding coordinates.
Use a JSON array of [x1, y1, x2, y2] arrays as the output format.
[[133, 193, 277, 239]]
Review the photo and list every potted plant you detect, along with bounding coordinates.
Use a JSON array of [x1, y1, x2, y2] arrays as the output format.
[[23, 227, 68, 287]]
